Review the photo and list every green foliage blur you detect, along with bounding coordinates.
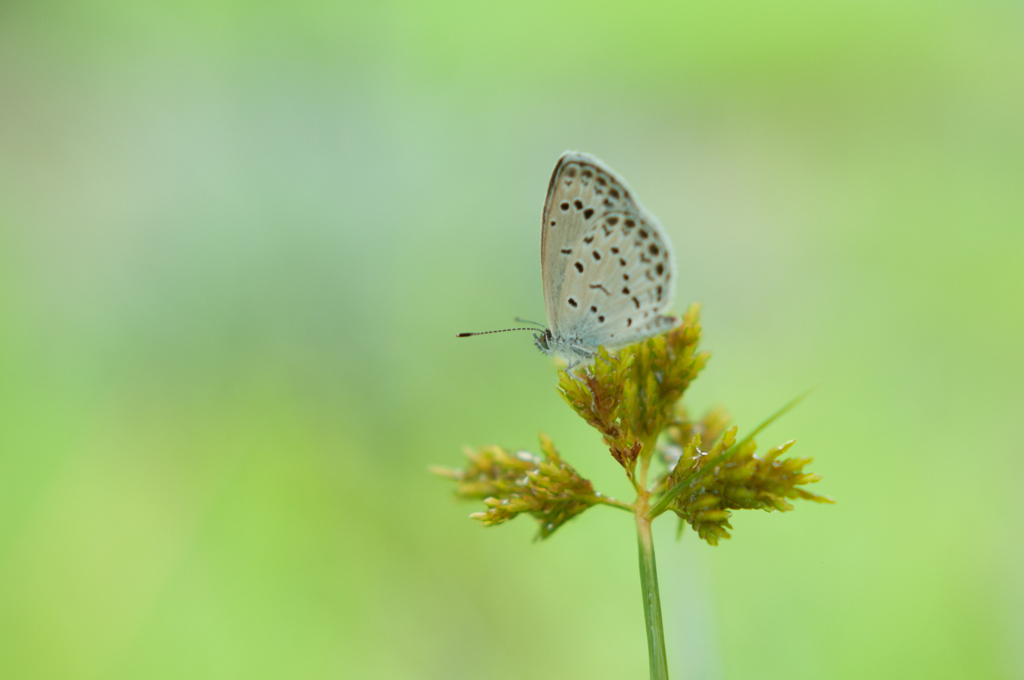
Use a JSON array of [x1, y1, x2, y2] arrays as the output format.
[[1, 1, 1022, 679]]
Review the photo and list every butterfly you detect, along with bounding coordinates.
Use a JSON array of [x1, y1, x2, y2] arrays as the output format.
[[460, 151, 678, 367]]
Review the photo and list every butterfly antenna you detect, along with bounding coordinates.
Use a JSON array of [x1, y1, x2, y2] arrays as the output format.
[[456, 327, 538, 338], [513, 316, 546, 328]]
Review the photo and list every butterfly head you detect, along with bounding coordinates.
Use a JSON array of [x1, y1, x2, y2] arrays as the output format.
[[533, 329, 596, 369], [533, 328, 554, 355]]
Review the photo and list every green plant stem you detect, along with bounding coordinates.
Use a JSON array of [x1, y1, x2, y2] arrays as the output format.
[[593, 495, 635, 512], [635, 495, 669, 680]]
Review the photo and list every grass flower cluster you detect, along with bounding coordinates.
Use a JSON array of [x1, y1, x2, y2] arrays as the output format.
[[659, 423, 831, 545], [435, 304, 831, 679], [430, 434, 629, 539]]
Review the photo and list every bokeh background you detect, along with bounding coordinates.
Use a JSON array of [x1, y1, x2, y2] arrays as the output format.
[[1, 1, 1022, 678]]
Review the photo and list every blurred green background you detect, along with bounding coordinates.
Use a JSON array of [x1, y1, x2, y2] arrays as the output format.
[[1, 1, 1022, 678]]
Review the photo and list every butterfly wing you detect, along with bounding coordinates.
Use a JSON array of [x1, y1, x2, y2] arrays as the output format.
[[540, 152, 677, 350]]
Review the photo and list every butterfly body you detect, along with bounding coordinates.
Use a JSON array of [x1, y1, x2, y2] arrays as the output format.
[[535, 152, 678, 366]]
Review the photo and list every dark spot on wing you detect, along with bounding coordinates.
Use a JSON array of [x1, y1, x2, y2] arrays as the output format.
[[632, 297, 640, 309], [627, 318, 632, 327], [625, 219, 636, 228], [609, 188, 620, 199], [590, 305, 598, 313], [589, 284, 611, 295], [567, 297, 578, 307], [607, 216, 619, 226], [575, 261, 584, 273], [610, 247, 619, 254], [622, 286, 630, 294], [574, 199, 583, 210], [619, 258, 627, 266], [598, 315, 605, 322], [649, 244, 659, 255], [560, 202, 570, 211], [638, 228, 648, 238], [561, 248, 572, 254], [583, 208, 594, 219], [592, 250, 601, 261], [655, 263, 664, 275]]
